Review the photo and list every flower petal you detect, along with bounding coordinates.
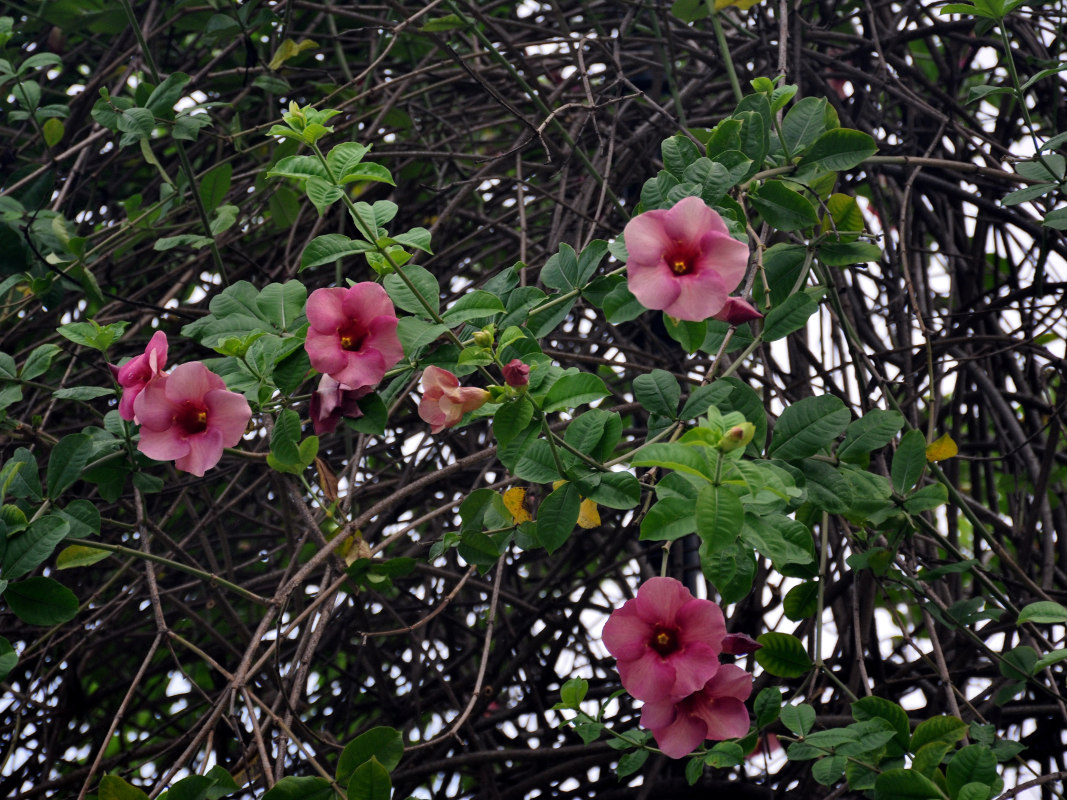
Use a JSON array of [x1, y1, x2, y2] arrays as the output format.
[[617, 650, 677, 703], [306, 287, 350, 333], [647, 706, 708, 759], [627, 261, 682, 313], [205, 389, 252, 447], [175, 428, 225, 477], [662, 195, 727, 241]]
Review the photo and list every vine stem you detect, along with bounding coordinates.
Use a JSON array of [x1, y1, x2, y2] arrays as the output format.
[[66, 537, 271, 605]]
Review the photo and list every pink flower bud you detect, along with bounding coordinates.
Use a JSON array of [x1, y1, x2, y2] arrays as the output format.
[[721, 632, 762, 655], [110, 331, 168, 422], [711, 297, 763, 326], [502, 359, 529, 388]]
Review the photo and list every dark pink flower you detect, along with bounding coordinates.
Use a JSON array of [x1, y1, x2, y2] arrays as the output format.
[[418, 366, 490, 433], [134, 361, 251, 477], [310, 374, 370, 435], [110, 331, 168, 421], [602, 577, 727, 703], [640, 664, 753, 758], [624, 196, 750, 322], [502, 359, 529, 387], [304, 283, 403, 391], [712, 297, 763, 325]]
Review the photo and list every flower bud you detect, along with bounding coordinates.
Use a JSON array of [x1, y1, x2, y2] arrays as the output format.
[[721, 632, 762, 655], [502, 358, 530, 388], [719, 422, 755, 452], [472, 330, 493, 348]]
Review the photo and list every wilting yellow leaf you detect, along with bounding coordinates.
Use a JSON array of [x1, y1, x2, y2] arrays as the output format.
[[577, 498, 601, 529], [926, 432, 958, 462], [503, 487, 532, 524]]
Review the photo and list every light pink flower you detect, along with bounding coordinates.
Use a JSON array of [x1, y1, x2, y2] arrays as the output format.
[[502, 359, 529, 387], [134, 361, 251, 477], [110, 331, 168, 421], [310, 374, 370, 435], [304, 283, 403, 391], [418, 366, 490, 433], [602, 577, 727, 703], [640, 664, 753, 758], [624, 196, 750, 322]]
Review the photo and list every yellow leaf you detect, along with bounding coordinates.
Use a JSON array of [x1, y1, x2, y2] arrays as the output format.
[[503, 487, 531, 524], [268, 38, 319, 71], [577, 498, 601, 529], [56, 544, 110, 569], [42, 117, 64, 148], [926, 432, 958, 462]]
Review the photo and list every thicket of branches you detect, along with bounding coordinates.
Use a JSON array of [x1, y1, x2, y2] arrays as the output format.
[[2, 0, 1066, 798]]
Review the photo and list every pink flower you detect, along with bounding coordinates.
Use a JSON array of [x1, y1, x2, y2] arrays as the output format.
[[641, 664, 753, 758], [418, 366, 490, 433], [134, 361, 251, 477], [502, 359, 529, 387], [624, 196, 750, 322], [310, 374, 370, 435], [602, 577, 727, 703], [304, 283, 403, 391], [110, 331, 168, 421]]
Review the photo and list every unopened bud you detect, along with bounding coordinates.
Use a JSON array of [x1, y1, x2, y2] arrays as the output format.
[[721, 632, 762, 655], [720, 422, 755, 452], [502, 358, 530, 388]]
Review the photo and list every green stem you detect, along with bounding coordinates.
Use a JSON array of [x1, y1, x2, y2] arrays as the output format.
[[66, 537, 272, 606], [711, 12, 743, 104]]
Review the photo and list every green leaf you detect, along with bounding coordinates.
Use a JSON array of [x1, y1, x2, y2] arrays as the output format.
[[956, 783, 992, 800], [1044, 208, 1067, 230], [3, 515, 71, 579], [560, 677, 588, 708], [21, 343, 61, 380], [755, 632, 812, 678], [384, 264, 440, 317], [838, 410, 905, 464], [542, 373, 609, 413], [749, 180, 819, 232], [513, 439, 563, 483], [267, 155, 330, 182], [116, 106, 155, 140], [457, 529, 501, 572], [53, 386, 114, 401], [632, 443, 713, 481], [779, 703, 815, 736], [946, 745, 997, 800], [326, 141, 370, 179], [754, 687, 782, 728], [145, 72, 190, 116], [798, 129, 878, 173], [873, 768, 943, 799], [768, 395, 850, 460], [0, 636, 16, 681], [420, 12, 467, 31], [892, 429, 928, 493], [633, 370, 680, 419], [347, 757, 391, 800], [56, 543, 111, 569], [443, 290, 505, 323], [565, 409, 622, 462], [852, 696, 910, 752], [305, 176, 343, 215], [391, 227, 432, 253], [616, 748, 649, 777], [4, 576, 78, 625], [782, 97, 830, 155], [699, 540, 756, 603], [640, 497, 697, 541], [536, 482, 580, 553], [154, 234, 213, 251], [494, 398, 534, 447], [812, 755, 847, 786], [198, 162, 232, 214], [261, 776, 335, 800], [910, 715, 968, 752], [783, 581, 819, 620], [696, 484, 744, 552], [1001, 183, 1056, 206], [586, 470, 641, 510], [301, 234, 374, 271], [337, 726, 403, 784], [254, 281, 307, 331], [704, 741, 744, 768], [761, 291, 819, 341], [817, 240, 883, 267], [99, 775, 151, 800]]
